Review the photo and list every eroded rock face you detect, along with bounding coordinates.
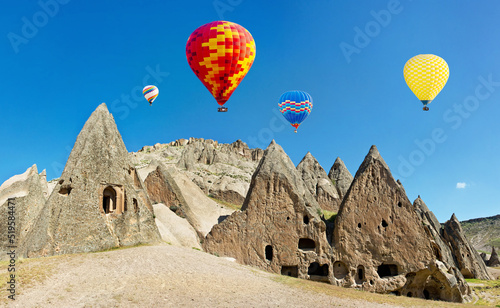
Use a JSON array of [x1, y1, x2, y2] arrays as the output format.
[[0, 165, 47, 259], [24, 103, 161, 257], [328, 157, 353, 199], [133, 138, 262, 207], [296, 152, 340, 212], [333, 146, 469, 302], [144, 164, 234, 237], [413, 197, 456, 269], [487, 247, 500, 267], [204, 141, 332, 279], [442, 214, 492, 280]]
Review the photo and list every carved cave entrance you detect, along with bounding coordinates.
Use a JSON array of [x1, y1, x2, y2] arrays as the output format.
[[281, 266, 298, 278], [377, 263, 398, 278], [101, 185, 125, 214]]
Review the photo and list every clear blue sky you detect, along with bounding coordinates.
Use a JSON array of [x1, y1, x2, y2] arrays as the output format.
[[1, 1, 499, 222]]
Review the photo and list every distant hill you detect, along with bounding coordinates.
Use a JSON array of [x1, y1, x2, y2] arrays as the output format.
[[461, 215, 500, 254]]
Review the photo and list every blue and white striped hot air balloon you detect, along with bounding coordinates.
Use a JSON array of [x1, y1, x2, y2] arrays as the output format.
[[278, 91, 313, 133]]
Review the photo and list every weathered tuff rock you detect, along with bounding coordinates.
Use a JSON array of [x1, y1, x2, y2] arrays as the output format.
[[413, 197, 456, 269], [442, 214, 492, 280], [296, 152, 340, 212], [204, 141, 332, 279], [153, 203, 201, 249], [0, 165, 47, 259], [24, 103, 161, 257], [487, 247, 500, 267], [328, 157, 353, 199], [333, 146, 469, 302], [133, 138, 263, 206], [144, 163, 234, 237]]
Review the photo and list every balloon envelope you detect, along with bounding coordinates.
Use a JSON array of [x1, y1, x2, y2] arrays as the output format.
[[186, 21, 256, 109], [278, 91, 313, 132], [404, 54, 449, 109], [143, 85, 159, 105]]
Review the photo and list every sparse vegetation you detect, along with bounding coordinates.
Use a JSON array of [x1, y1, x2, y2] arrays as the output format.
[[466, 278, 500, 306], [0, 256, 61, 301], [208, 195, 242, 211], [321, 210, 337, 223], [273, 274, 469, 307]]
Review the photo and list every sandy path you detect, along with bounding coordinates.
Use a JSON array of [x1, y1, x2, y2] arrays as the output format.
[[7, 244, 405, 308]]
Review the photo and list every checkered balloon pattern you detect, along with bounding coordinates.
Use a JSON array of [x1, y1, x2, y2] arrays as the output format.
[[186, 21, 256, 107], [278, 91, 313, 132], [404, 54, 449, 106]]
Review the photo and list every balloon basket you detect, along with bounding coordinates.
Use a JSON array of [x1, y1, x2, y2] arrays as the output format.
[[218, 107, 228, 112], [423, 106, 429, 111]]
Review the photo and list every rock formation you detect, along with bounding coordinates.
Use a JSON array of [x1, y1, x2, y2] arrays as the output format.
[[487, 247, 500, 267], [328, 157, 353, 199], [132, 138, 263, 207], [442, 214, 491, 279], [333, 145, 469, 302], [0, 165, 47, 259], [204, 141, 332, 279], [413, 197, 456, 269], [153, 203, 201, 249], [24, 103, 161, 257], [296, 152, 340, 212], [144, 163, 234, 237]]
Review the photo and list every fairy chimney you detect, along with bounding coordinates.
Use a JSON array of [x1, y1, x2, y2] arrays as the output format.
[[25, 103, 161, 257]]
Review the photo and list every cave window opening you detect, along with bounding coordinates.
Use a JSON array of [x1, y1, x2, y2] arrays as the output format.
[[281, 266, 298, 277], [265, 245, 273, 261], [103, 187, 117, 214], [423, 289, 430, 299], [303, 215, 309, 224], [298, 238, 316, 251], [308, 262, 329, 277], [382, 219, 388, 228], [133, 198, 138, 213], [377, 263, 398, 278]]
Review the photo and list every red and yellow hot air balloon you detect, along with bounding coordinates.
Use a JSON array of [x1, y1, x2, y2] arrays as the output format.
[[186, 21, 256, 112]]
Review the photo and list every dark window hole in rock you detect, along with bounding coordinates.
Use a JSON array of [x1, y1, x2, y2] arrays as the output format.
[[281, 266, 298, 278], [265, 245, 273, 261], [357, 223, 361, 228], [398, 201, 402, 207], [133, 198, 138, 213], [382, 219, 388, 228], [298, 238, 316, 251], [59, 185, 72, 196], [357, 265, 365, 281], [303, 215, 309, 224], [308, 262, 328, 276], [377, 263, 398, 278], [407, 292, 412, 297], [423, 289, 430, 300]]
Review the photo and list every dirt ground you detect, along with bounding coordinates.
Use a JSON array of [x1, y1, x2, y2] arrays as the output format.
[[5, 244, 409, 308]]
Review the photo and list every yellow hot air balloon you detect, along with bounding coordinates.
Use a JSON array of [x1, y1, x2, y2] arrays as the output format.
[[404, 54, 449, 111]]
